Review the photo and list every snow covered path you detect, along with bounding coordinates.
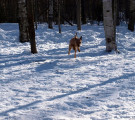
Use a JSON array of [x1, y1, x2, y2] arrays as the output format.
[[0, 23, 135, 120]]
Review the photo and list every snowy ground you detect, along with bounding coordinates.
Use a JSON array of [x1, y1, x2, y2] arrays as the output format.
[[0, 23, 135, 120]]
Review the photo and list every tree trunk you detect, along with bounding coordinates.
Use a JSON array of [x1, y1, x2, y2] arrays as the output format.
[[116, 0, 120, 26], [76, 0, 81, 30], [18, 0, 29, 43], [81, 0, 86, 24], [103, 0, 118, 52], [48, 0, 53, 29], [35, 0, 38, 30], [58, 0, 61, 33], [27, 0, 38, 54], [128, 0, 135, 31]]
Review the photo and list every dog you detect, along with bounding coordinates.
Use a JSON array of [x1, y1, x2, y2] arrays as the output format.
[[68, 33, 82, 58]]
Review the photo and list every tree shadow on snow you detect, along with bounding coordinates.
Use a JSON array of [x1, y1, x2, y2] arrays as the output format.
[[47, 73, 135, 101], [35, 60, 58, 72], [0, 100, 42, 116]]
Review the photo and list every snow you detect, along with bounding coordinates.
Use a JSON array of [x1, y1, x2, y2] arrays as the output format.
[[0, 23, 135, 120]]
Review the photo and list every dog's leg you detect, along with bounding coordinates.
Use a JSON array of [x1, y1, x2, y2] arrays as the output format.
[[74, 47, 77, 58], [68, 45, 72, 55], [78, 47, 80, 52]]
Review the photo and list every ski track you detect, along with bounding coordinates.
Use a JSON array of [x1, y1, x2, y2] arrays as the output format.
[[0, 23, 135, 120]]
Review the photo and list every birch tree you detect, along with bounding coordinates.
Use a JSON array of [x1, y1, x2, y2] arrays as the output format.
[[128, 0, 135, 31], [103, 0, 118, 52], [18, 0, 29, 43]]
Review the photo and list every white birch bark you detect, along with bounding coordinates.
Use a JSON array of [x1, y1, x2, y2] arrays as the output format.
[[103, 0, 117, 52], [18, 0, 29, 42]]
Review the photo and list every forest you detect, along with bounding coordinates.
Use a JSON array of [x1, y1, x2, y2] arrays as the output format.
[[0, 0, 135, 120], [0, 0, 131, 24], [1, 0, 134, 54]]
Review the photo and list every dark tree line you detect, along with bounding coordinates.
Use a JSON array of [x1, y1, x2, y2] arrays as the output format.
[[0, 0, 18, 22], [0, 0, 135, 54], [0, 0, 131, 25]]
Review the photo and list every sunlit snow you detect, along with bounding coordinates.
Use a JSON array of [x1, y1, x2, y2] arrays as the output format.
[[0, 23, 135, 120]]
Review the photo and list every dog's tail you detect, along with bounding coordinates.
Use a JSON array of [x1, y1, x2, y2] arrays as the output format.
[[74, 33, 77, 38]]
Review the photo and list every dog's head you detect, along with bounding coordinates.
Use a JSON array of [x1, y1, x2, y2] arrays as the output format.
[[76, 36, 82, 47], [79, 36, 82, 44], [74, 33, 82, 41]]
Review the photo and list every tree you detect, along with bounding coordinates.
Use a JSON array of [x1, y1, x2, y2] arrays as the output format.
[[128, 0, 135, 31], [27, 0, 38, 54], [18, 0, 29, 43], [35, 0, 38, 30], [103, 0, 118, 52], [48, 0, 53, 29], [81, 0, 86, 24], [58, 0, 61, 33], [76, 0, 81, 30]]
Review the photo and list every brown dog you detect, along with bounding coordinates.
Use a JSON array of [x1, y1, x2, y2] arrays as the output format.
[[68, 33, 82, 58]]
